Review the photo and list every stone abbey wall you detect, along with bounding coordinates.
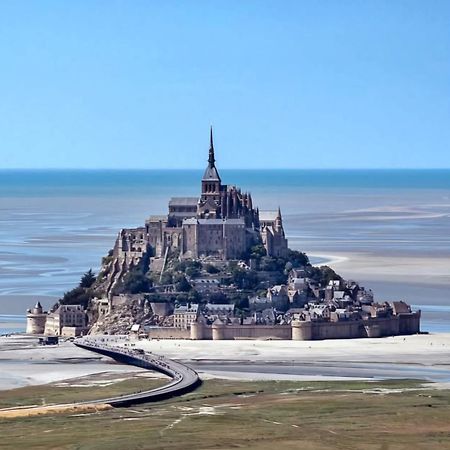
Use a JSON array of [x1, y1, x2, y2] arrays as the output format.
[[147, 312, 420, 341], [148, 327, 191, 339], [190, 323, 291, 340], [213, 324, 292, 340], [291, 312, 421, 340]]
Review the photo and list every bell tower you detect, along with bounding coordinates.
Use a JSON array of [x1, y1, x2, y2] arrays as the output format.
[[201, 127, 222, 204]]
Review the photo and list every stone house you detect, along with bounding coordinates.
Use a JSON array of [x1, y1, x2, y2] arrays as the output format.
[[173, 303, 199, 329], [44, 304, 87, 337]]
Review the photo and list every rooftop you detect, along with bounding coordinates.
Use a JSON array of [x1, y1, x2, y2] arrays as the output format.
[[169, 197, 198, 207]]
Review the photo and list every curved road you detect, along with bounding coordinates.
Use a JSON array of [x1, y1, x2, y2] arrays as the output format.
[[74, 338, 201, 407]]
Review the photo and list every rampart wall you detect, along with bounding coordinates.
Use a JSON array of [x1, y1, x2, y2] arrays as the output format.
[[145, 312, 420, 341], [148, 327, 190, 339]]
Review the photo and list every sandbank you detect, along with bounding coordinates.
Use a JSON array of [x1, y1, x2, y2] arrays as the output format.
[[2, 333, 450, 391], [308, 251, 450, 287]]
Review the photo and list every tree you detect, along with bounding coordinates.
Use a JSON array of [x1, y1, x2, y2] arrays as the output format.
[[318, 265, 342, 285], [117, 270, 151, 294], [287, 249, 309, 267], [205, 264, 220, 274], [188, 289, 201, 303], [259, 257, 280, 272], [185, 266, 201, 278], [160, 271, 173, 285], [209, 292, 227, 304], [80, 269, 96, 288], [231, 268, 258, 289], [175, 275, 191, 292], [60, 286, 90, 308], [234, 295, 249, 310], [250, 244, 267, 259]]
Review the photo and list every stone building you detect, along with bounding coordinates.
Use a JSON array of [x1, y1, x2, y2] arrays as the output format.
[[26, 301, 47, 334], [44, 304, 87, 337], [111, 128, 288, 264], [173, 303, 199, 329], [259, 208, 288, 258]]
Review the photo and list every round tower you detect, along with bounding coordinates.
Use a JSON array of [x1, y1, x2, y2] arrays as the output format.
[[190, 316, 206, 340], [291, 320, 313, 341], [212, 319, 226, 340], [26, 301, 47, 334]]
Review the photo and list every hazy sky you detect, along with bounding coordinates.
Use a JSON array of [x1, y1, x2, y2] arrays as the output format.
[[0, 1, 449, 169]]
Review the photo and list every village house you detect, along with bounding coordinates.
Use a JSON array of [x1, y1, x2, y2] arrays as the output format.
[[173, 303, 199, 329]]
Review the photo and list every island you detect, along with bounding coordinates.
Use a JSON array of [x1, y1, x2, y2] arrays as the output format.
[[26, 129, 420, 340]]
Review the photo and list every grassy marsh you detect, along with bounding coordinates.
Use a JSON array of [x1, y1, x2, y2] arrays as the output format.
[[0, 379, 449, 449]]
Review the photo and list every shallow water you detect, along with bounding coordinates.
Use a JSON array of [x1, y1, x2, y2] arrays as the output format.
[[0, 169, 449, 330], [0, 315, 27, 335]]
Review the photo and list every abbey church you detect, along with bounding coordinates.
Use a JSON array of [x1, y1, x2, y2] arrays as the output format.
[[114, 129, 288, 262]]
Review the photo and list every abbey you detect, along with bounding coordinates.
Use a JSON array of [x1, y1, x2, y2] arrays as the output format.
[[115, 129, 288, 262]]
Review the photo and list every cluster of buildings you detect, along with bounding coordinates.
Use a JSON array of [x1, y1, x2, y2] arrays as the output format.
[[106, 129, 287, 295], [26, 302, 87, 337], [142, 267, 420, 340], [26, 129, 420, 340]]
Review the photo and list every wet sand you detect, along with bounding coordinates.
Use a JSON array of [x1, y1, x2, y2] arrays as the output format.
[[0, 336, 141, 390], [311, 251, 450, 288], [129, 333, 450, 384], [2, 332, 450, 391]]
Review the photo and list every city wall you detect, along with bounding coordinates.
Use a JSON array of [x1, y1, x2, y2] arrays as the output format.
[[144, 312, 420, 341], [191, 323, 291, 340], [292, 312, 421, 340], [148, 327, 191, 339]]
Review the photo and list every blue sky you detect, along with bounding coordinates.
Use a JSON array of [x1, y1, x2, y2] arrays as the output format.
[[0, 1, 449, 169]]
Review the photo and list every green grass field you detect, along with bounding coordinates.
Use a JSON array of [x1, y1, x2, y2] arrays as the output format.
[[0, 372, 167, 409], [1, 379, 449, 450]]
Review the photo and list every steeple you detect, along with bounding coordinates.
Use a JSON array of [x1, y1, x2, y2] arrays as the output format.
[[275, 206, 283, 232], [208, 126, 215, 165], [202, 126, 221, 182]]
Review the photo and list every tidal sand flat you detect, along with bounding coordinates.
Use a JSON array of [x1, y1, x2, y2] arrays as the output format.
[[0, 336, 144, 390], [125, 334, 450, 383], [2, 334, 450, 393]]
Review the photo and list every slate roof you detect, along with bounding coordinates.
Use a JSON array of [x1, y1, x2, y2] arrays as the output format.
[[203, 164, 221, 181], [197, 218, 245, 225], [169, 197, 199, 207], [183, 218, 198, 225]]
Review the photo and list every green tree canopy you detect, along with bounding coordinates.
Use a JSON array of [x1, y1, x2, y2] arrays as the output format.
[[80, 269, 96, 288]]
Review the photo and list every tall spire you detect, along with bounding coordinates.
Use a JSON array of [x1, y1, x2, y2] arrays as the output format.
[[202, 126, 221, 182], [208, 126, 215, 165]]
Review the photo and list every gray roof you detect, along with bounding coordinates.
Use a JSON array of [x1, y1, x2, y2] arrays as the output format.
[[174, 303, 199, 314], [147, 215, 167, 222], [205, 303, 234, 311], [203, 164, 221, 181], [198, 218, 245, 225], [183, 218, 198, 225], [169, 197, 199, 207], [170, 211, 197, 218]]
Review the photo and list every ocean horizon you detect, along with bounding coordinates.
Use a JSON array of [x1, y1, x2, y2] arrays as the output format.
[[2, 169, 450, 197]]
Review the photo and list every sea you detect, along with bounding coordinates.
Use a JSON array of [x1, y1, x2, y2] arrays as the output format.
[[1, 169, 449, 334]]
